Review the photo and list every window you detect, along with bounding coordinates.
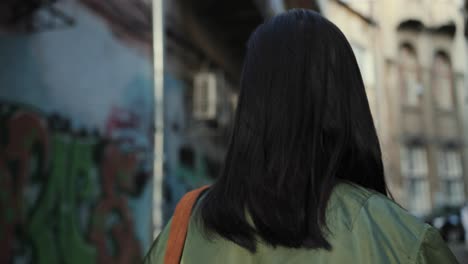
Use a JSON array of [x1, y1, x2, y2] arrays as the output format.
[[437, 150, 465, 206], [193, 71, 218, 120], [351, 44, 375, 87], [399, 45, 422, 107], [401, 146, 430, 215], [432, 53, 454, 110]]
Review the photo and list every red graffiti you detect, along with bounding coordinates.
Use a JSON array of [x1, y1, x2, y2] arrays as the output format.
[[105, 106, 140, 141], [0, 105, 147, 264], [5, 112, 50, 217], [100, 144, 139, 195], [0, 111, 49, 263], [0, 159, 14, 263], [89, 144, 141, 263]]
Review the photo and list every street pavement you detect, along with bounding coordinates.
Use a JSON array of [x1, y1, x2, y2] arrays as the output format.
[[449, 243, 468, 263]]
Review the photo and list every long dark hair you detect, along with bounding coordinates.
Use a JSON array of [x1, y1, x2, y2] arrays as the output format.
[[198, 9, 387, 253]]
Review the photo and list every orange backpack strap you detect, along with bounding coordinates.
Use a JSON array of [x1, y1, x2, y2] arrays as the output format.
[[164, 185, 210, 264]]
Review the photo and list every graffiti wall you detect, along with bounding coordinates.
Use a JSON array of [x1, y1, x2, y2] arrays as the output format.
[[162, 69, 235, 222], [162, 74, 214, 222], [0, 1, 154, 263]]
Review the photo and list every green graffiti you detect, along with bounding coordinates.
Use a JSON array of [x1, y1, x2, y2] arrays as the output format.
[[27, 135, 66, 264], [27, 134, 98, 264], [1, 106, 147, 264], [60, 137, 97, 264]]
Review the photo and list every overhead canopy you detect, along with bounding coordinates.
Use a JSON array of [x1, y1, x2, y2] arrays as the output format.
[[80, 0, 152, 45], [0, 0, 75, 32], [181, 0, 321, 85], [0, 0, 152, 49], [181, 0, 264, 83]]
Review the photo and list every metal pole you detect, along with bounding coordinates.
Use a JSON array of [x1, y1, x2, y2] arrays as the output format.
[[152, 0, 165, 238]]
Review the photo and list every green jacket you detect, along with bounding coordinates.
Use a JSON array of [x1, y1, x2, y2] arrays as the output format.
[[144, 182, 458, 263]]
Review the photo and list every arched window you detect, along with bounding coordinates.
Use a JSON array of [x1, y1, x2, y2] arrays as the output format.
[[399, 44, 422, 107], [432, 52, 454, 110]]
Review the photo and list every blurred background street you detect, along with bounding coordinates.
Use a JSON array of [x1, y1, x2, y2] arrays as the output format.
[[1, 0, 468, 263]]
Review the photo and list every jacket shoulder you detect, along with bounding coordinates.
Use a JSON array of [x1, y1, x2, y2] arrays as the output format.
[[353, 193, 431, 262], [143, 220, 172, 264], [357, 193, 427, 234], [327, 182, 378, 230]]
